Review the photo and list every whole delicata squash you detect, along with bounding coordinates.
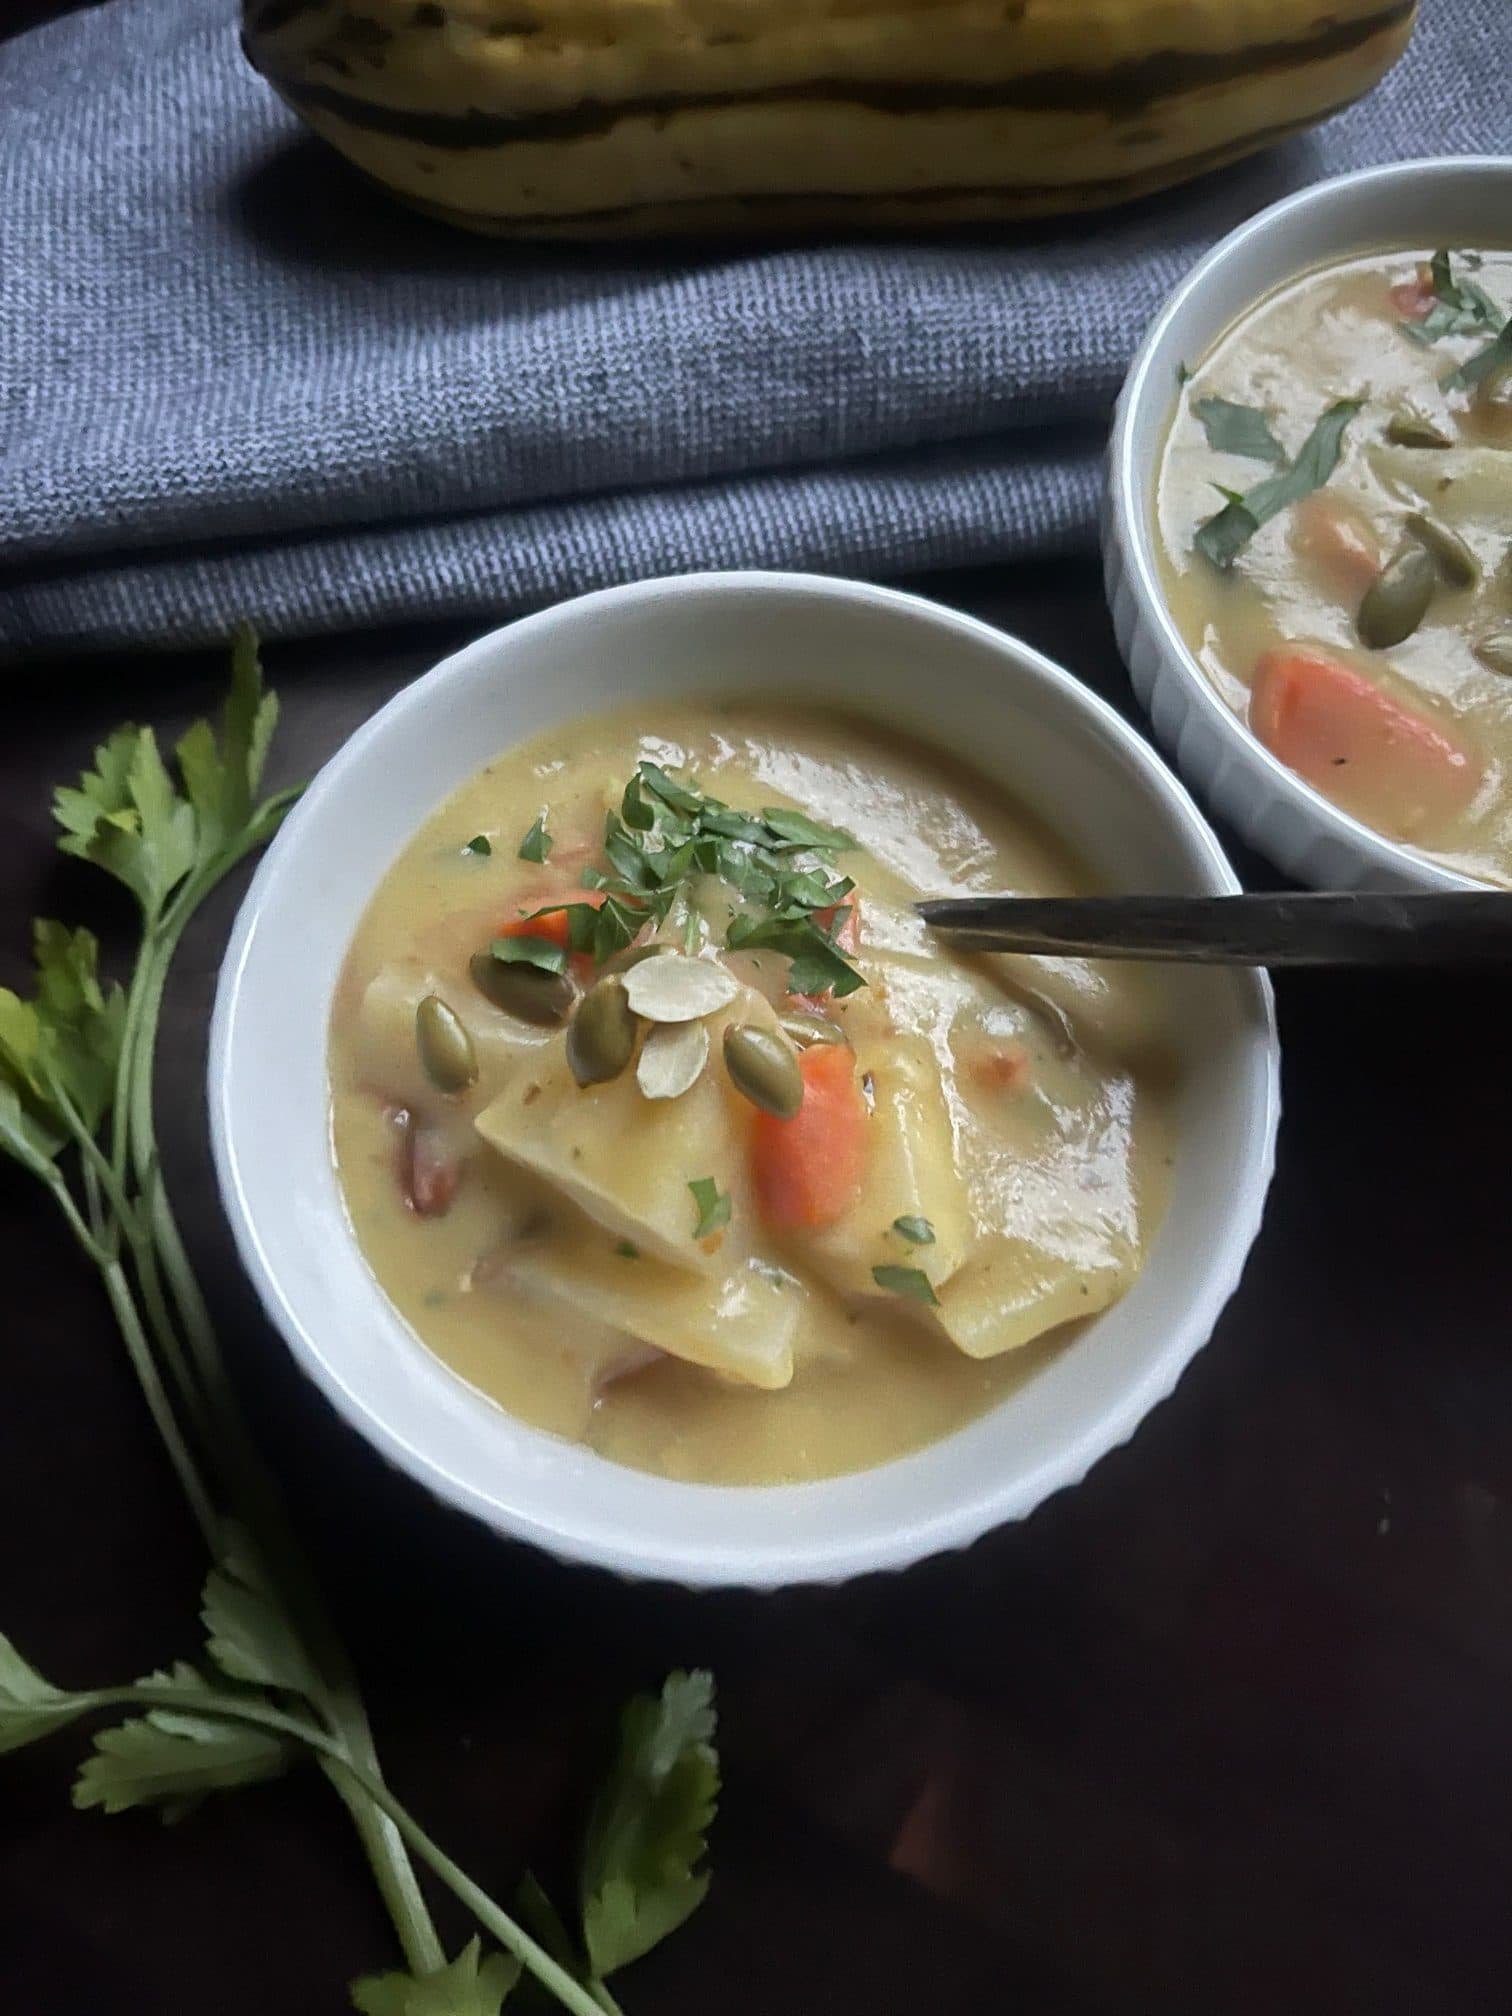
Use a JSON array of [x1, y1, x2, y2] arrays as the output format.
[[242, 0, 1417, 238]]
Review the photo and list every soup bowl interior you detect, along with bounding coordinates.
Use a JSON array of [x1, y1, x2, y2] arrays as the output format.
[[211, 573, 1278, 1586], [1106, 155, 1512, 893]]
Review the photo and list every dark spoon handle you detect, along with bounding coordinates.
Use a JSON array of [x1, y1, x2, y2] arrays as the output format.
[[915, 891, 1512, 967]]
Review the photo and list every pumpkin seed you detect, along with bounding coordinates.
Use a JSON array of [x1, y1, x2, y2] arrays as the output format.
[[567, 976, 639, 1086], [636, 1020, 709, 1100], [469, 948, 574, 1026], [779, 1009, 850, 1050], [1405, 510, 1479, 588], [415, 994, 478, 1093], [1473, 629, 1512, 678], [599, 940, 674, 977], [622, 951, 740, 1023], [1357, 541, 1437, 649], [723, 1024, 803, 1119], [1385, 410, 1454, 449]]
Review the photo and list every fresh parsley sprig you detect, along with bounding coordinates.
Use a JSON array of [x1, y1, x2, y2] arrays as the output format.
[[0, 637, 718, 2015]]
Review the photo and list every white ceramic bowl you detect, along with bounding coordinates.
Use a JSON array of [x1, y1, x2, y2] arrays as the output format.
[[1105, 156, 1512, 893], [210, 573, 1279, 1587]]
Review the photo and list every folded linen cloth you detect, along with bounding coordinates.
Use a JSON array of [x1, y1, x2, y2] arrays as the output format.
[[0, 0, 1504, 653]]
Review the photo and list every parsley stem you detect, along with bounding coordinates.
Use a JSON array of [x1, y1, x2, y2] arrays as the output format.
[[73, 1682, 607, 2016], [117, 809, 446, 1981]]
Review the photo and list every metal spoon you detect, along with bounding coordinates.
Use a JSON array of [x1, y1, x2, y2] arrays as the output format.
[[915, 891, 1512, 966]]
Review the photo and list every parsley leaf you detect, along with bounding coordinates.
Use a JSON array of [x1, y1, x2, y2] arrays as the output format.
[[580, 1670, 719, 1979], [490, 934, 568, 976], [637, 761, 704, 817], [1193, 396, 1285, 464], [872, 1265, 940, 1306], [615, 1241, 641, 1260], [351, 1939, 521, 2016], [174, 623, 279, 866], [53, 625, 292, 918], [200, 1529, 321, 1699], [892, 1216, 935, 1246], [759, 807, 856, 852], [518, 815, 552, 864], [53, 725, 198, 914], [74, 1684, 293, 1819], [1441, 314, 1512, 393], [463, 834, 492, 857], [726, 914, 864, 998], [1402, 250, 1504, 346], [0, 1632, 83, 1756], [688, 1178, 731, 1240], [1195, 398, 1361, 569]]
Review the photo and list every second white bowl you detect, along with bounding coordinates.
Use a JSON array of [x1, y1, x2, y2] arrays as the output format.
[[210, 573, 1279, 1586], [1105, 155, 1512, 893]]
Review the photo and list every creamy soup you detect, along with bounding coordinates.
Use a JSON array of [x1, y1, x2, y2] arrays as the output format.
[[328, 705, 1177, 1485], [1157, 246, 1512, 884]]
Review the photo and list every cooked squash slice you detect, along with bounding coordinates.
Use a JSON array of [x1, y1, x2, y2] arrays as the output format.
[[933, 1238, 1133, 1358], [502, 1237, 802, 1390]]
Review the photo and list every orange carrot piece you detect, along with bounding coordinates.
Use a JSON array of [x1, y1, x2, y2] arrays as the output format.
[[497, 891, 607, 975], [751, 1043, 868, 1232], [816, 895, 861, 954], [1390, 272, 1436, 320], [1291, 493, 1381, 597], [1250, 649, 1479, 836]]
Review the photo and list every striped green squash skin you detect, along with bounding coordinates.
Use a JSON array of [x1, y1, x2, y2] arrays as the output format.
[[241, 0, 1418, 238]]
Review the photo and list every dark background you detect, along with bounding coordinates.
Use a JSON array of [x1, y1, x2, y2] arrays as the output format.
[[4, 7, 1512, 2013]]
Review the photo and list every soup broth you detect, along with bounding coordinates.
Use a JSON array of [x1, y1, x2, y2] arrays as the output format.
[[328, 704, 1178, 1484]]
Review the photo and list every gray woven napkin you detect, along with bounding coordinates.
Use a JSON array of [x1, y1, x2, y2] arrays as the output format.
[[0, 0, 1505, 652]]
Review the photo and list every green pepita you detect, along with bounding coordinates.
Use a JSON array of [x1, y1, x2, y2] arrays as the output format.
[[1473, 630, 1512, 678], [723, 1024, 803, 1119], [599, 940, 674, 977], [1357, 541, 1437, 650], [779, 1009, 850, 1050], [469, 948, 574, 1027], [1385, 410, 1454, 449], [415, 994, 478, 1094], [1405, 510, 1479, 588], [567, 975, 640, 1086]]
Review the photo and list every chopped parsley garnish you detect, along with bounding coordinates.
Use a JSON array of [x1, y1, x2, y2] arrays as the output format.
[[488, 933, 567, 974], [518, 813, 552, 863], [614, 1240, 641, 1259], [688, 1177, 731, 1240], [1195, 399, 1361, 570], [872, 1265, 939, 1306], [892, 1216, 935, 1246], [525, 761, 864, 996], [1192, 396, 1285, 465], [1440, 314, 1512, 393], [1402, 249, 1503, 346], [462, 833, 492, 856]]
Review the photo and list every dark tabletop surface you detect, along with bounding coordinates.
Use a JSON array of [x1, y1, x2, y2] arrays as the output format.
[[2, 564, 1511, 2016]]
